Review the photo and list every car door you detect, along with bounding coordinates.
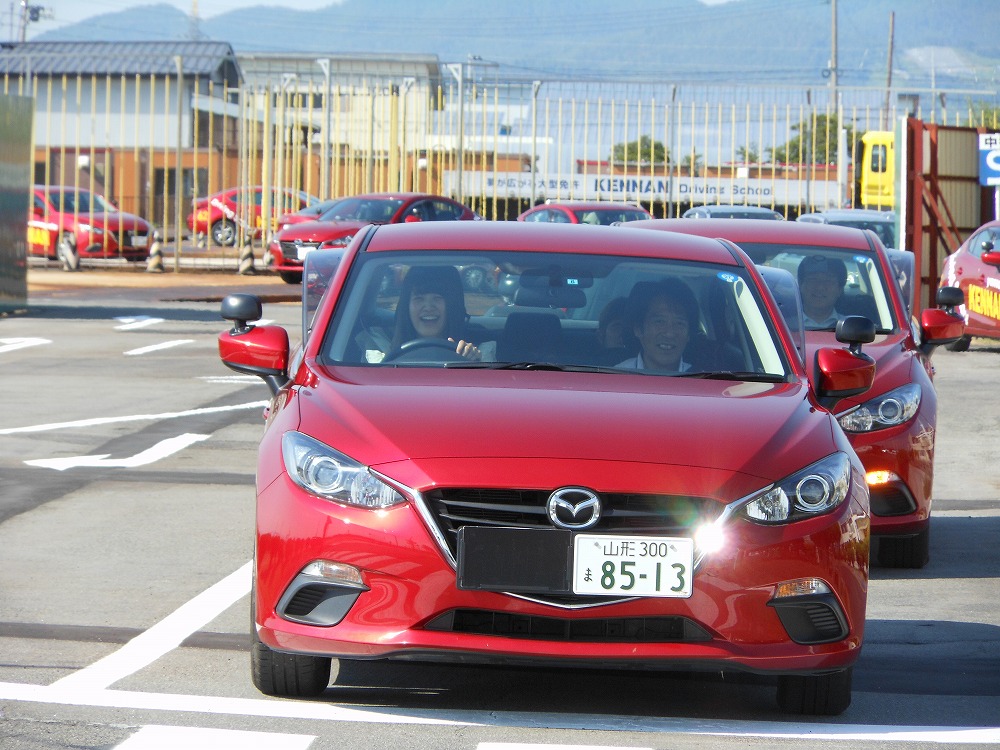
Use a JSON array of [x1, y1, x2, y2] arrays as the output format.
[[954, 226, 1000, 337], [27, 192, 57, 256]]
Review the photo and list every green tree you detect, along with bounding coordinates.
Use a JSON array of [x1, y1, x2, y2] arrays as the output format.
[[611, 135, 668, 165], [737, 143, 762, 162], [681, 151, 704, 175], [768, 114, 854, 164]]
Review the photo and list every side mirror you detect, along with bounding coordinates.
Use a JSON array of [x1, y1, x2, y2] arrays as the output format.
[[219, 294, 290, 395], [936, 285, 963, 310], [814, 316, 876, 410], [918, 286, 966, 355], [220, 293, 262, 333]]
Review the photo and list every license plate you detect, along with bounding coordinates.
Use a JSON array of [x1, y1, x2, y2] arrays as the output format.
[[573, 534, 694, 598], [132, 235, 149, 248]]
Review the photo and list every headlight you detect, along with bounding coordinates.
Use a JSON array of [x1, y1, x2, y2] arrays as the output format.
[[740, 453, 852, 524], [281, 431, 405, 508], [838, 383, 921, 432], [78, 224, 105, 234], [320, 234, 354, 249]]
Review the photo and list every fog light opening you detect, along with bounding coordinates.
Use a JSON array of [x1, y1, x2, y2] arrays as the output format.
[[774, 577, 832, 599], [301, 560, 365, 587]]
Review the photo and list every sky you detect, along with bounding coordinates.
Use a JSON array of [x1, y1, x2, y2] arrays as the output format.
[[10, 0, 736, 37]]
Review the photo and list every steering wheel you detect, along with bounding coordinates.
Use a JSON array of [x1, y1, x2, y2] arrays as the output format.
[[383, 337, 463, 362]]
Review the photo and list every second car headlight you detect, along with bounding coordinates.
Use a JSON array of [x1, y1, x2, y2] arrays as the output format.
[[837, 383, 921, 433], [740, 452, 852, 524], [281, 431, 405, 508]]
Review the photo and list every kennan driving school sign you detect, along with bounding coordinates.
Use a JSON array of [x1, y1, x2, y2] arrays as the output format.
[[446, 171, 842, 206]]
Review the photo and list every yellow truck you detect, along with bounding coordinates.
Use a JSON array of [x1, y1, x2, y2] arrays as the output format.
[[859, 130, 895, 210]]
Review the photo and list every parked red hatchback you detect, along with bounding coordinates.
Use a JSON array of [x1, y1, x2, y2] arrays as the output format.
[[267, 192, 482, 284], [220, 221, 881, 714], [28, 185, 152, 269], [624, 218, 965, 568], [939, 218, 1000, 351], [518, 199, 652, 225], [186, 186, 318, 247]]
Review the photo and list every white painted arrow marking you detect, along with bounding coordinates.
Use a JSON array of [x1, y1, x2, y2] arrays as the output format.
[[25, 433, 210, 471], [0, 337, 51, 354], [114, 316, 165, 330]]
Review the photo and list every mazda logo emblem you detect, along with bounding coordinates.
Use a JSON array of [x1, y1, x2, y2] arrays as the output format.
[[547, 487, 602, 530]]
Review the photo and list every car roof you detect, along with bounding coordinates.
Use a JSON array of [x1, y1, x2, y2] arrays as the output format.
[[360, 219, 742, 265], [628, 218, 878, 252], [798, 209, 895, 222], [687, 204, 780, 213], [537, 200, 649, 210]]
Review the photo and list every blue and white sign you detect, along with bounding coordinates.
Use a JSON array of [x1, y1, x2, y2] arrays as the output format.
[[979, 133, 1000, 186]]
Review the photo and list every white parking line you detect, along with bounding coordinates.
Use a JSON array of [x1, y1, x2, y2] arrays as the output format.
[[115, 316, 165, 331], [0, 401, 268, 435], [0, 337, 51, 354], [116, 725, 315, 750], [1, 680, 997, 740], [125, 339, 194, 356], [51, 562, 252, 691]]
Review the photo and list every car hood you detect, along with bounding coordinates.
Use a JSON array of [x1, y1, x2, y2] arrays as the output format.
[[278, 219, 371, 241], [295, 368, 839, 493], [77, 212, 149, 231]]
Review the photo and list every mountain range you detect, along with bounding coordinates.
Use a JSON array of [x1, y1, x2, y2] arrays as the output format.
[[32, 0, 1000, 93]]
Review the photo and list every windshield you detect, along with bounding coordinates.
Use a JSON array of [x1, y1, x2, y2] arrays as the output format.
[[572, 208, 650, 225], [736, 243, 897, 333], [45, 189, 115, 214], [829, 219, 896, 249], [319, 197, 404, 223], [319, 250, 791, 379]]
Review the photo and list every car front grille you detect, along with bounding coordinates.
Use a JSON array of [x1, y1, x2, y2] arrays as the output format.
[[279, 241, 317, 261], [426, 488, 721, 555], [424, 487, 721, 607], [424, 609, 713, 643]]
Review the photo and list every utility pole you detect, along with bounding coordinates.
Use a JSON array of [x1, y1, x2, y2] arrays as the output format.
[[17, 0, 50, 42], [883, 11, 895, 129], [829, 0, 838, 101]]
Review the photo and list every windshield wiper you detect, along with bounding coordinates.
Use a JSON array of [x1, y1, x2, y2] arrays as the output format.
[[444, 361, 619, 373], [674, 370, 787, 382]]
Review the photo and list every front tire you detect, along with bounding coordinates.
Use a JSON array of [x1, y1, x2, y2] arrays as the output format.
[[776, 667, 852, 715], [251, 638, 331, 697], [877, 527, 930, 569], [279, 270, 303, 284], [57, 232, 80, 271], [211, 219, 237, 247]]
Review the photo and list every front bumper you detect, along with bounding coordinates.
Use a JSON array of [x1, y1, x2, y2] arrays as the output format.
[[254, 471, 870, 677]]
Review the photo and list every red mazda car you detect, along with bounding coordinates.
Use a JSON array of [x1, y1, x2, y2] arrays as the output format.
[[28, 185, 152, 269], [518, 200, 652, 225], [220, 221, 880, 714], [939, 218, 1000, 351], [267, 192, 482, 284], [624, 219, 965, 568], [186, 186, 318, 247]]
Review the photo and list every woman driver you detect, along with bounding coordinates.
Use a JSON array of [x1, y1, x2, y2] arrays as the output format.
[[388, 266, 481, 360]]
